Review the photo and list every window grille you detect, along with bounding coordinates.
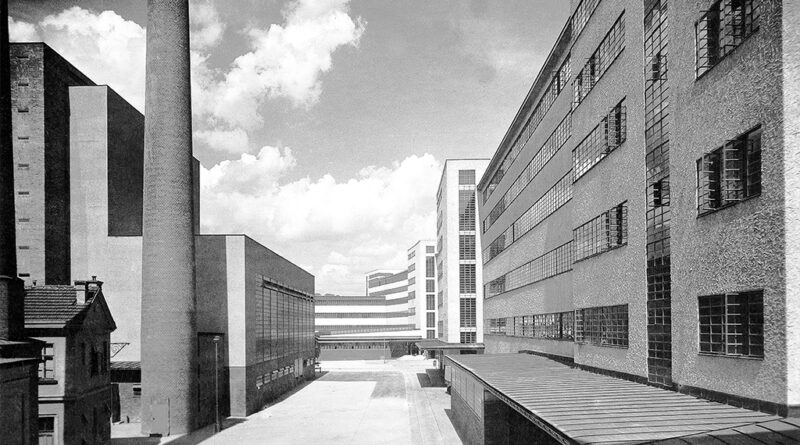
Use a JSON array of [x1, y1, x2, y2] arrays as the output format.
[[696, 0, 760, 77], [485, 241, 573, 298], [460, 332, 476, 344], [574, 202, 628, 261], [573, 14, 625, 108], [574, 101, 627, 180], [575, 304, 629, 347], [459, 264, 476, 294], [460, 298, 476, 328], [458, 190, 476, 231], [696, 126, 761, 214], [426, 294, 435, 310], [699, 290, 763, 357], [459, 235, 476, 260], [459, 169, 476, 185]]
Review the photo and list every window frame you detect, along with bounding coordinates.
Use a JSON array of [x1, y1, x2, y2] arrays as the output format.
[[698, 290, 764, 359]]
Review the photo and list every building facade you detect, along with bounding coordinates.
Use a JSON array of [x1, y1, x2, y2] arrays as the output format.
[[478, 0, 796, 420], [407, 240, 437, 339], [24, 280, 116, 445], [436, 159, 489, 345]]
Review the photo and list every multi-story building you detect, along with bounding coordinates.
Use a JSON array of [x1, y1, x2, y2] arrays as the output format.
[[24, 279, 116, 445], [10, 42, 316, 426], [436, 159, 488, 345], [10, 43, 94, 285], [407, 240, 437, 339], [445, 1, 800, 443]]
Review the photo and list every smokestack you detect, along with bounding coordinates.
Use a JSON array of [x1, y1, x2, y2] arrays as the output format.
[[0, 0, 24, 341], [140, 0, 198, 436]]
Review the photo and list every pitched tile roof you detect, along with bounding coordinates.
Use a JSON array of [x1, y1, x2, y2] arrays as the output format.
[[24, 285, 99, 327]]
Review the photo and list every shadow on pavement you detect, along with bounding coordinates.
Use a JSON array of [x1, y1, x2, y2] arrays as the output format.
[[416, 372, 433, 388], [318, 371, 406, 399], [444, 408, 469, 445]]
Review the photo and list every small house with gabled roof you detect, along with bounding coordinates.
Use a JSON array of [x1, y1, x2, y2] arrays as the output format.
[[24, 277, 116, 445]]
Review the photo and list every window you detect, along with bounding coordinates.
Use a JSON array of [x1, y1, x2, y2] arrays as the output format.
[[571, 0, 600, 42], [17, 163, 29, 170], [460, 332, 476, 344], [575, 304, 629, 347], [696, 126, 761, 214], [426, 294, 435, 311], [408, 250, 415, 260], [459, 235, 475, 260], [39, 417, 55, 444], [459, 264, 476, 294], [573, 101, 627, 180], [427, 330, 436, 339], [696, 0, 760, 77], [458, 190, 476, 231], [426, 246, 435, 254], [460, 298, 476, 328], [426, 256, 435, 277], [426, 279, 435, 293], [39, 343, 55, 382], [17, 106, 29, 113], [485, 242, 573, 298], [699, 291, 763, 358], [408, 263, 415, 272], [458, 169, 476, 185], [18, 245, 29, 250], [574, 202, 628, 261], [573, 14, 625, 108], [427, 312, 435, 327]]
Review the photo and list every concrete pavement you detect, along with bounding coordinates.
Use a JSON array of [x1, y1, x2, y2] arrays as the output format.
[[111, 358, 464, 445]]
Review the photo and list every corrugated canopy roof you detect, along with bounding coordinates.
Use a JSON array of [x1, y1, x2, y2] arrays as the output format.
[[446, 353, 794, 444]]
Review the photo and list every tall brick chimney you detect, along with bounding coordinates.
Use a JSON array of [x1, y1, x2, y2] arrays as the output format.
[[0, 0, 24, 341], [140, 0, 198, 436]]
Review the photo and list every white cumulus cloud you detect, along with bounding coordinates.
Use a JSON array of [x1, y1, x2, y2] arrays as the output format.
[[200, 151, 439, 294], [8, 17, 40, 42]]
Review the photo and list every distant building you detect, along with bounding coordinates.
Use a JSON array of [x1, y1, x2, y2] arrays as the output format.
[[24, 279, 116, 445], [436, 159, 489, 345], [407, 240, 437, 339]]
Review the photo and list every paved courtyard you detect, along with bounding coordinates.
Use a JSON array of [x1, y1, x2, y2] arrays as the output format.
[[112, 358, 464, 445]]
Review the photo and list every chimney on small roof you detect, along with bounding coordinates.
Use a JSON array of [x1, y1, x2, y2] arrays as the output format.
[[74, 276, 103, 305]]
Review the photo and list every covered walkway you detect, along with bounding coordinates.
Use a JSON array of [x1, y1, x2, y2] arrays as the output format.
[[446, 353, 799, 444]]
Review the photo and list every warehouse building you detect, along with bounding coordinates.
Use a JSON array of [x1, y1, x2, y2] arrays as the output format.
[[449, 0, 800, 443]]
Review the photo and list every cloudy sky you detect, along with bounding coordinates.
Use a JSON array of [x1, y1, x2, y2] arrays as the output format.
[[9, 0, 569, 295]]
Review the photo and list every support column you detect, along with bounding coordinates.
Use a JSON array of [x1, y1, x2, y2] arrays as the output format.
[[140, 0, 197, 436]]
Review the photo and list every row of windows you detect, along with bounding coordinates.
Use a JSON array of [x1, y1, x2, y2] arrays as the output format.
[[459, 234, 476, 260], [426, 256, 435, 277], [460, 298, 476, 328], [485, 241, 573, 298], [574, 202, 628, 262], [699, 290, 763, 358], [254, 285, 314, 363], [486, 311, 575, 340], [696, 126, 761, 215], [255, 365, 297, 389], [484, 171, 573, 263], [459, 264, 476, 294], [315, 311, 410, 318], [482, 55, 571, 203], [485, 112, 572, 231], [573, 13, 625, 108], [696, 0, 759, 77], [570, 0, 601, 43], [315, 296, 409, 306], [575, 304, 629, 347], [458, 189, 477, 231], [315, 325, 417, 335], [573, 100, 627, 180]]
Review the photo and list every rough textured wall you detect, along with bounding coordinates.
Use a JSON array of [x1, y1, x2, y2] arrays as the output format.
[[669, 0, 785, 404]]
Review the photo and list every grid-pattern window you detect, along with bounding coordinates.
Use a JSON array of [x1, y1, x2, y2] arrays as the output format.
[[573, 14, 625, 108], [426, 257, 435, 277], [460, 332, 477, 344], [571, 0, 601, 42], [575, 304, 629, 347], [697, 126, 762, 215], [460, 298, 476, 328], [485, 311, 573, 340], [484, 171, 573, 262], [426, 279, 435, 292], [696, 0, 760, 77], [459, 169, 476, 185], [459, 235, 476, 260], [574, 202, 628, 261], [426, 294, 435, 310], [39, 343, 55, 381], [427, 312, 435, 327], [255, 283, 314, 364], [426, 245, 435, 254], [485, 241, 573, 298], [485, 113, 572, 230], [699, 291, 763, 358], [39, 417, 55, 443], [458, 190, 476, 231], [573, 101, 627, 180], [482, 55, 571, 203], [408, 263, 415, 272], [427, 330, 436, 339], [459, 264, 476, 294]]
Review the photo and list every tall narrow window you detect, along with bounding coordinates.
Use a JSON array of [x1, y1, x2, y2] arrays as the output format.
[[39, 343, 55, 382]]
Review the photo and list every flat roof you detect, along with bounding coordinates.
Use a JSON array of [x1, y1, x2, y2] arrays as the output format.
[[446, 353, 794, 444], [416, 339, 485, 350]]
